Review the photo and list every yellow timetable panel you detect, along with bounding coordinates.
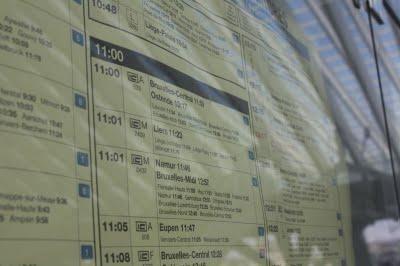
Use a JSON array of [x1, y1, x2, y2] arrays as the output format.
[[0, 0, 354, 266]]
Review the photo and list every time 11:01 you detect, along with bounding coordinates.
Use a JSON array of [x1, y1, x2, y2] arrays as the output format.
[[97, 112, 122, 125], [99, 150, 124, 163]]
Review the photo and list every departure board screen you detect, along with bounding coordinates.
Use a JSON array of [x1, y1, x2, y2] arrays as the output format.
[[0, 0, 354, 265]]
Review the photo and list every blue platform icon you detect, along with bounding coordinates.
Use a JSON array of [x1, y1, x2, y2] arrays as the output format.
[[72, 30, 84, 46], [77, 152, 89, 167], [232, 32, 240, 43], [258, 227, 265, 237], [81, 245, 93, 260], [237, 69, 244, 79], [75, 94, 86, 109], [248, 150, 255, 160], [243, 115, 249, 126], [79, 183, 91, 198], [252, 177, 259, 187]]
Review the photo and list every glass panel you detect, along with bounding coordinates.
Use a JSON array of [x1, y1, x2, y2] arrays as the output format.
[[0, 0, 399, 265], [369, 1, 400, 264]]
